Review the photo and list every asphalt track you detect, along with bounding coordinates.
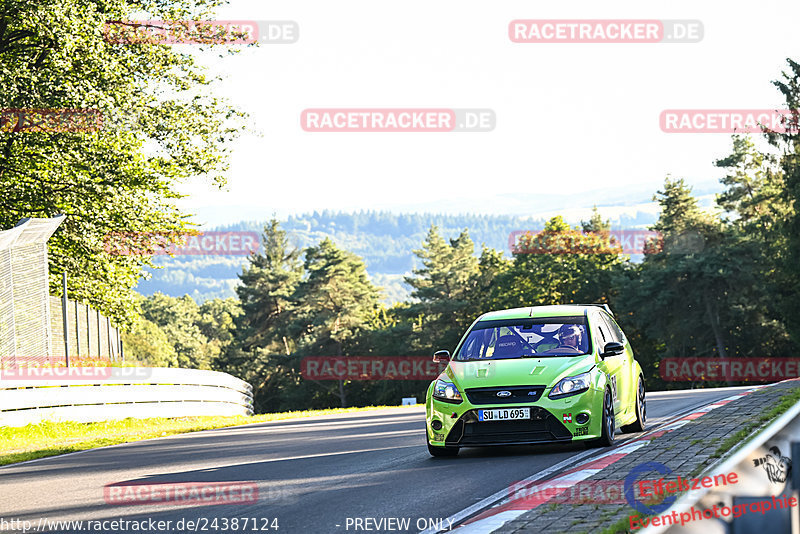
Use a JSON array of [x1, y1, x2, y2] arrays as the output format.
[[0, 386, 753, 534]]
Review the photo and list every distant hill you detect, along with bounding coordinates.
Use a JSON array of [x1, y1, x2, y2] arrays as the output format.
[[136, 209, 660, 304]]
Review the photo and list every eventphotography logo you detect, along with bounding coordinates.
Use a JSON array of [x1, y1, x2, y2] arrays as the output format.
[[300, 109, 495, 132], [509, 20, 703, 43]]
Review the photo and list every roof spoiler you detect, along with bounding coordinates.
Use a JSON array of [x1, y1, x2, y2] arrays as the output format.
[[563, 303, 614, 317]]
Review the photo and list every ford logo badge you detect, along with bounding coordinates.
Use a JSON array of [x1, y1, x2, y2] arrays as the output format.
[[496, 391, 512, 397]]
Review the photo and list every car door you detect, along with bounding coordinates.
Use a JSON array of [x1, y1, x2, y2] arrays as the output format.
[[599, 312, 633, 418], [591, 312, 624, 416]]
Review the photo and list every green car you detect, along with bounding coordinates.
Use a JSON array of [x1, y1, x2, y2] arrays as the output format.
[[426, 304, 645, 457]]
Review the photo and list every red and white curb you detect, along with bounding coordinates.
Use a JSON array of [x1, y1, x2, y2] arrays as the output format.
[[442, 388, 761, 534]]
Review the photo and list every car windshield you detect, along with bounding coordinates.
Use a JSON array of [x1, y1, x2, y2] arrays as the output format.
[[454, 317, 591, 360]]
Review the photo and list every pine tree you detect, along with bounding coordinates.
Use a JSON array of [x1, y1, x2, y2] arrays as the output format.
[[765, 59, 800, 345], [234, 220, 303, 353], [290, 238, 382, 406], [404, 226, 480, 352]]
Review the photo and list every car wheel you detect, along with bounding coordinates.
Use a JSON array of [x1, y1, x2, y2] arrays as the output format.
[[427, 441, 459, 457], [621, 377, 646, 433], [592, 388, 615, 447]]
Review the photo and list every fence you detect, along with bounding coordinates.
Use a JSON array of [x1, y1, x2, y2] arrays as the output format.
[[0, 216, 63, 362], [49, 296, 122, 362], [0, 216, 121, 366], [0, 367, 254, 427]]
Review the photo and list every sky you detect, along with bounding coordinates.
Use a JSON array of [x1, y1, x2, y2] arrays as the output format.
[[173, 0, 800, 227]]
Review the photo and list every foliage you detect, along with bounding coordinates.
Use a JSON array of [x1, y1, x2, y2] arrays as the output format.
[[119, 316, 177, 366], [0, 0, 247, 326]]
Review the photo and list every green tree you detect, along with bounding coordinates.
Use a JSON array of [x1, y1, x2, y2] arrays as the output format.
[[1, 0, 247, 326], [197, 297, 241, 368], [220, 221, 303, 411], [404, 226, 480, 353], [621, 179, 734, 364], [713, 136, 792, 357], [120, 317, 177, 366], [496, 215, 625, 309], [765, 58, 800, 345], [715, 136, 787, 236], [140, 293, 210, 369], [234, 220, 302, 353], [581, 206, 612, 233], [290, 238, 382, 407]]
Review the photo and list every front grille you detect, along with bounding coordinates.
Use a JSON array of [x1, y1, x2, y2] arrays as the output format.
[[464, 385, 545, 405], [445, 407, 572, 446]]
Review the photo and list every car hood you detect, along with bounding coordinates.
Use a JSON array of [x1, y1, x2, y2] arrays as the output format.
[[445, 354, 596, 390]]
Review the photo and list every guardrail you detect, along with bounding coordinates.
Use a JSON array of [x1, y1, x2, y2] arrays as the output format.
[[0, 367, 253, 427], [643, 389, 800, 533]]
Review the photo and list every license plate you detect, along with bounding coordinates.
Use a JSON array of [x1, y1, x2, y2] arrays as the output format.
[[478, 408, 530, 421]]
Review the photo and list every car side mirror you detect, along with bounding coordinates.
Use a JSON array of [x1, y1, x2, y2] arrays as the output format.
[[601, 342, 624, 358], [433, 350, 451, 363]]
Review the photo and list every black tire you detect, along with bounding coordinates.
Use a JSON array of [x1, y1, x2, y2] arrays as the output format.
[[427, 441, 459, 457], [621, 377, 646, 433], [592, 388, 615, 447]]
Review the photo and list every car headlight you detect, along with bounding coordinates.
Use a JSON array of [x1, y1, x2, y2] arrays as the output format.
[[549, 371, 591, 399], [433, 379, 463, 403]]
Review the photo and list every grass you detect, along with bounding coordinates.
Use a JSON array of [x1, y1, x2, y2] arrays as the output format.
[[0, 404, 419, 466]]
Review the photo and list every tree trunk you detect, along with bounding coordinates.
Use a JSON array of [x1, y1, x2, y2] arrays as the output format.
[[704, 291, 728, 359], [704, 289, 733, 387]]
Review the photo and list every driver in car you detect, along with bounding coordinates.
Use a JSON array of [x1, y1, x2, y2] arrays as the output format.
[[557, 324, 583, 352]]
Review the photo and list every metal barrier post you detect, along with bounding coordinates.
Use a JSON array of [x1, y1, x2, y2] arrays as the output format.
[[74, 300, 80, 359], [85, 303, 90, 358], [62, 272, 69, 367], [96, 309, 100, 357]]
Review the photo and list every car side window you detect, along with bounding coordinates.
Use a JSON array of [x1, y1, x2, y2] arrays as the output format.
[[592, 314, 607, 347], [601, 313, 625, 343], [595, 314, 617, 349]]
